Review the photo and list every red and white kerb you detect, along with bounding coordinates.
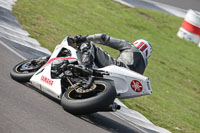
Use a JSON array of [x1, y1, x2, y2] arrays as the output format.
[[181, 20, 200, 36], [181, 10, 200, 37], [177, 10, 200, 47]]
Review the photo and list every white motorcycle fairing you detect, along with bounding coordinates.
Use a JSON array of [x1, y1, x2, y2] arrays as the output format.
[[30, 36, 152, 100], [100, 65, 152, 99]]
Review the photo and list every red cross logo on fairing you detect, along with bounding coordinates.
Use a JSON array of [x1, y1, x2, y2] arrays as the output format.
[[130, 80, 143, 92]]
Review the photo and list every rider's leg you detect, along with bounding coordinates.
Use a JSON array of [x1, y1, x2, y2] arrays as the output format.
[[79, 42, 94, 68], [91, 43, 128, 68], [79, 42, 127, 68]]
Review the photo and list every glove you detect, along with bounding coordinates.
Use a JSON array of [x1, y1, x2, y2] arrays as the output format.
[[67, 37, 77, 48], [74, 35, 88, 44], [67, 37, 76, 43]]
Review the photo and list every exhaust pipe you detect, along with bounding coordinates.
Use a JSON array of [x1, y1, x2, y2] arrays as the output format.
[[101, 102, 121, 112], [110, 102, 121, 112]]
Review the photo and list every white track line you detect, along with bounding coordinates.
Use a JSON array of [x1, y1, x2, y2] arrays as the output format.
[[0, 40, 26, 60]]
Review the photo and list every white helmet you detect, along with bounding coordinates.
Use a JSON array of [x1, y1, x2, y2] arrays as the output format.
[[133, 39, 152, 59]]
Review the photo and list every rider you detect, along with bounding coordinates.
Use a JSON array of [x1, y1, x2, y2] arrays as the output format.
[[73, 33, 152, 74]]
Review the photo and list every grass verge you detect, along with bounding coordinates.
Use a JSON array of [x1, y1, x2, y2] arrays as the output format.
[[13, 0, 200, 132]]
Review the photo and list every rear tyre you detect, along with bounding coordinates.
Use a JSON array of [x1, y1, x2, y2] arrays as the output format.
[[10, 57, 48, 82], [61, 79, 116, 115]]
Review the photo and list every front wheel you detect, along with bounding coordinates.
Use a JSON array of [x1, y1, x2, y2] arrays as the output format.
[[10, 56, 49, 82], [61, 79, 116, 115]]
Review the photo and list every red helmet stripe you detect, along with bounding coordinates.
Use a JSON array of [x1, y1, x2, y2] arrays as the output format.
[[146, 49, 148, 56], [137, 42, 144, 49], [140, 44, 147, 51]]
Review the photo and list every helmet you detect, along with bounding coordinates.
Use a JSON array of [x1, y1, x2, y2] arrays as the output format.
[[133, 39, 152, 59]]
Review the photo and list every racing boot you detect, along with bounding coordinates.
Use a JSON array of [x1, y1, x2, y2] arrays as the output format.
[[79, 42, 94, 68]]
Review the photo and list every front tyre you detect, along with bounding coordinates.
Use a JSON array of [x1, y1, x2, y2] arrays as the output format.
[[61, 79, 116, 115], [10, 57, 48, 82]]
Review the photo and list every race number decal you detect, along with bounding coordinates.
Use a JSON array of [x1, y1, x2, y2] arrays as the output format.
[[130, 80, 143, 92]]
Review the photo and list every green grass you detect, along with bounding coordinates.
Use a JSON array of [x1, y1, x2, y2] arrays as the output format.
[[13, 0, 200, 132]]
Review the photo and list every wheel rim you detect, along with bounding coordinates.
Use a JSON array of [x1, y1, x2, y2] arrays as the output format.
[[68, 83, 107, 100], [15, 60, 44, 73]]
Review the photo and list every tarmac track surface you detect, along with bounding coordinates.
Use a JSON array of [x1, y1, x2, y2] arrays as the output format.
[[152, 0, 200, 11], [0, 43, 141, 133]]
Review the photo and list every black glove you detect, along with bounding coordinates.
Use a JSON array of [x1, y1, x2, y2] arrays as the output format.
[[67, 37, 77, 48], [67, 37, 76, 43], [74, 35, 88, 44]]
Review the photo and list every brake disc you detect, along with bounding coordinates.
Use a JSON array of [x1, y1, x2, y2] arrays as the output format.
[[75, 84, 97, 94]]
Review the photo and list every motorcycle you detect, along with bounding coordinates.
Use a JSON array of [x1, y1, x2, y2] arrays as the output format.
[[10, 36, 152, 115]]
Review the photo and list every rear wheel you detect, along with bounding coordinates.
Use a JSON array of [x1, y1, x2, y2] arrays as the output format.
[[10, 57, 49, 82], [61, 79, 116, 115]]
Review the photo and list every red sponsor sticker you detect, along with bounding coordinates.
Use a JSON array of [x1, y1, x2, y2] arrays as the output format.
[[41, 76, 54, 86], [130, 80, 143, 92]]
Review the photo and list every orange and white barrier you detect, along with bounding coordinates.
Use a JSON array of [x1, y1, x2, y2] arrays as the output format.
[[177, 9, 200, 47]]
